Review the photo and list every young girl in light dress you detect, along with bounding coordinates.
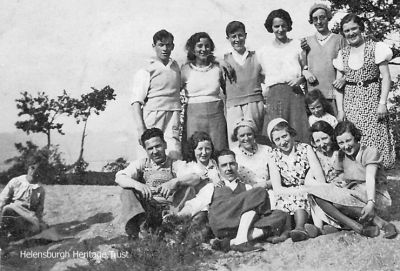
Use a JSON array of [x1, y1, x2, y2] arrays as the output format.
[[305, 89, 338, 128]]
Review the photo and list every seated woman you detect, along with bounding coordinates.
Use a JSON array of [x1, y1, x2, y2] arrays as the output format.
[[267, 118, 326, 242], [307, 121, 397, 238], [0, 154, 47, 247]]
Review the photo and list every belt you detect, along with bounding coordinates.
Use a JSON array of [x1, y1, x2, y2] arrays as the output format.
[[346, 78, 379, 87]]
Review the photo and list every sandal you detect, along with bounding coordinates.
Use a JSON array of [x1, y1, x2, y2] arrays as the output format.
[[290, 229, 309, 242], [231, 242, 265, 253], [210, 237, 231, 252], [266, 230, 290, 244], [304, 223, 319, 238], [321, 225, 339, 235], [382, 223, 397, 239], [361, 225, 380, 238]]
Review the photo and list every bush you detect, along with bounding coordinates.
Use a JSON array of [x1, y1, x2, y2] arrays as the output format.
[[102, 157, 129, 173]]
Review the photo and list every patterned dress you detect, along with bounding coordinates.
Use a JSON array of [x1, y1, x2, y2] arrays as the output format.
[[341, 40, 396, 169], [271, 143, 310, 214]]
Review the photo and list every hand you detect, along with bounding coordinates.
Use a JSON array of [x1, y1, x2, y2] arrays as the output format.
[[158, 179, 178, 198], [134, 182, 153, 200], [359, 201, 376, 223], [377, 103, 388, 120], [337, 110, 346, 122], [303, 70, 317, 84], [219, 60, 236, 83], [137, 126, 146, 146], [214, 180, 225, 188], [300, 38, 310, 52], [332, 77, 346, 90], [287, 77, 304, 87]]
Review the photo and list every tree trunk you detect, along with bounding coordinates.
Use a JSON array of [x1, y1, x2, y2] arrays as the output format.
[[76, 119, 88, 164], [47, 131, 51, 148]]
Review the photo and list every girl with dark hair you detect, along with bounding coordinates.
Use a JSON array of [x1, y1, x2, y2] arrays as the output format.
[[307, 121, 397, 238], [258, 9, 310, 143], [181, 32, 229, 153], [305, 89, 338, 128], [332, 13, 396, 169]]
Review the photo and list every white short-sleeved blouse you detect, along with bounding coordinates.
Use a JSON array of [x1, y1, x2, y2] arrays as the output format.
[[332, 41, 393, 71], [256, 39, 302, 87]]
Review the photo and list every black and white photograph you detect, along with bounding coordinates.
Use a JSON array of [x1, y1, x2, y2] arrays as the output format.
[[0, 0, 400, 270]]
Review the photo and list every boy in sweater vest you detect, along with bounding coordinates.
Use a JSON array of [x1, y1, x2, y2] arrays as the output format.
[[223, 21, 266, 146], [302, 3, 346, 116], [131, 29, 182, 159]]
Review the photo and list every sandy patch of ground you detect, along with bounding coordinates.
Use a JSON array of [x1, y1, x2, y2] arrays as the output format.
[[0, 167, 399, 270]]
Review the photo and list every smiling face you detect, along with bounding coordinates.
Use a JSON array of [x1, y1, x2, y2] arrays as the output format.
[[152, 37, 174, 65], [227, 28, 247, 54], [272, 128, 294, 153], [272, 17, 289, 42], [308, 100, 325, 118], [237, 126, 255, 150], [311, 8, 329, 34], [336, 131, 360, 156], [218, 154, 238, 182], [342, 20, 363, 47], [194, 140, 213, 166], [144, 136, 167, 165], [194, 38, 212, 63], [312, 131, 333, 154]]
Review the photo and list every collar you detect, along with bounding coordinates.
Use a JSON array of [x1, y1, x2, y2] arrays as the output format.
[[148, 57, 174, 68], [228, 49, 251, 65], [22, 175, 41, 189], [149, 156, 173, 169]]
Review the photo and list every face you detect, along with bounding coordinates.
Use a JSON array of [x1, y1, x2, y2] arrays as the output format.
[[227, 29, 247, 54], [194, 38, 212, 62], [27, 164, 40, 183], [312, 131, 333, 154], [237, 126, 255, 150], [144, 137, 167, 165], [308, 100, 325, 118], [272, 129, 294, 153], [272, 18, 288, 41], [342, 20, 363, 47], [194, 140, 213, 165], [336, 131, 360, 156], [311, 9, 329, 33], [152, 37, 174, 64], [218, 154, 238, 182]]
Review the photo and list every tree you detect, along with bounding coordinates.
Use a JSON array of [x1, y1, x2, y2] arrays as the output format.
[[329, 0, 400, 59], [69, 86, 116, 170], [15, 91, 72, 148]]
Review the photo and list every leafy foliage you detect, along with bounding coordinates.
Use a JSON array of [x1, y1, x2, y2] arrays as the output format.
[[102, 157, 129, 173], [15, 91, 72, 147], [329, 0, 400, 57]]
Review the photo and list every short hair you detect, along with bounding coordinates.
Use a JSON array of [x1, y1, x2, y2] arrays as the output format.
[[24, 151, 48, 171], [264, 9, 293, 33], [308, 5, 332, 24], [141, 128, 165, 145], [153, 29, 174, 44], [231, 122, 256, 142], [305, 89, 334, 116], [215, 149, 236, 165], [309, 121, 338, 150], [187, 131, 215, 162], [185, 32, 215, 62], [226, 21, 246, 36], [270, 122, 297, 143], [334, 121, 363, 142], [340, 13, 365, 34]]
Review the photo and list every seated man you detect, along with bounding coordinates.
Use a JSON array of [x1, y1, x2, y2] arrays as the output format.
[[179, 149, 288, 252], [0, 154, 47, 247], [116, 128, 197, 239]]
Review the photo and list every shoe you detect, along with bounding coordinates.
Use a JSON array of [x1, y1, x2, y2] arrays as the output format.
[[382, 223, 397, 239], [304, 223, 319, 238], [321, 225, 339, 235], [266, 230, 290, 244], [231, 242, 265, 253], [210, 237, 231, 252], [290, 229, 309, 242], [361, 225, 380, 238]]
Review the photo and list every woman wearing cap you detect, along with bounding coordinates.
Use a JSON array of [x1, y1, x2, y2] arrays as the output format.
[[257, 9, 310, 143], [332, 13, 396, 169], [267, 118, 326, 242], [302, 3, 346, 115]]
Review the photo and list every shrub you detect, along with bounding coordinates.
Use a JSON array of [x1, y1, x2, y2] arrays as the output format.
[[102, 157, 129, 173]]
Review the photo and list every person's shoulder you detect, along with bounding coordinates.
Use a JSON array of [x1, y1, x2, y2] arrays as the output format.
[[258, 144, 273, 153], [7, 175, 26, 185], [180, 62, 192, 73], [358, 145, 381, 164]]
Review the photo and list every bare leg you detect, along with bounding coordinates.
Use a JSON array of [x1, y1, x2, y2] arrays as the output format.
[[294, 209, 308, 230]]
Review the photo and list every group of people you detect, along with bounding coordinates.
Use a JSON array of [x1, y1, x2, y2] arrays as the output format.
[[0, 3, 397, 253], [115, 3, 399, 252]]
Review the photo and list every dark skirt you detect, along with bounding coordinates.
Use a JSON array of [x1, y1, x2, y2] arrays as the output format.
[[262, 84, 310, 143], [186, 100, 228, 152]]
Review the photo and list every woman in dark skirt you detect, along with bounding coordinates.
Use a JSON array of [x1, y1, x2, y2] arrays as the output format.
[[181, 32, 229, 154], [257, 9, 310, 143]]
